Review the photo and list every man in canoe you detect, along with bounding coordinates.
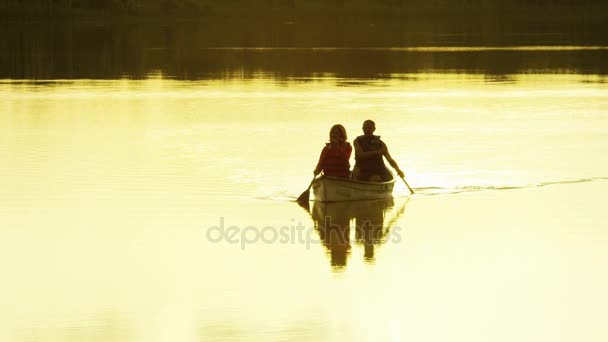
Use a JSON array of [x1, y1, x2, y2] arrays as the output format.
[[352, 119, 405, 182], [313, 124, 352, 178]]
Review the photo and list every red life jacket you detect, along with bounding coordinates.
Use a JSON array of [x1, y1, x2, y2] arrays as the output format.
[[319, 143, 352, 178]]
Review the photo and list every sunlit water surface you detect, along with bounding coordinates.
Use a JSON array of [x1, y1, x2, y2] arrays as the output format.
[[1, 71, 608, 341]]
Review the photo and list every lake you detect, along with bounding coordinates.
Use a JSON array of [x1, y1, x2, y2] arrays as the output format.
[[1, 22, 608, 342]]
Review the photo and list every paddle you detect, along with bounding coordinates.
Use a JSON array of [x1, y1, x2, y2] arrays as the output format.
[[297, 176, 317, 204], [299, 146, 329, 204], [401, 176, 415, 194]]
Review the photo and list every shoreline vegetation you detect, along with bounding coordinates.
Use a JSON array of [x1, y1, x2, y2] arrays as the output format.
[[2, 1, 608, 24], [3, 1, 608, 79]]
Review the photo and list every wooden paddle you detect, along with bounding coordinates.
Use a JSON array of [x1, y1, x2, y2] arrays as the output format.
[[297, 176, 317, 204], [299, 146, 329, 204], [401, 176, 415, 194]]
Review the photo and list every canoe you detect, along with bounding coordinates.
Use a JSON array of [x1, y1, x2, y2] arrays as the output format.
[[311, 172, 397, 202]]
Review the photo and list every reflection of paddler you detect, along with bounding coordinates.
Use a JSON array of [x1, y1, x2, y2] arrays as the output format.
[[351, 199, 394, 262], [310, 198, 397, 268], [311, 201, 352, 268]]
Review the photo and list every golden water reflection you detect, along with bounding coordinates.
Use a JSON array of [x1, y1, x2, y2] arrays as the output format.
[[308, 199, 409, 269], [1, 73, 608, 342]]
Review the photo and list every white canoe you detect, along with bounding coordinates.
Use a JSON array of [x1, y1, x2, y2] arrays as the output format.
[[311, 172, 397, 202]]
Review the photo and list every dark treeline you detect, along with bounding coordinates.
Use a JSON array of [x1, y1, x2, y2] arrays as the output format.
[[2, 0, 608, 20], [3, 0, 607, 80], [2, 22, 608, 80]]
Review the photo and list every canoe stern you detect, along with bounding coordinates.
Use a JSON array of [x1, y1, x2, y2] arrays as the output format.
[[311, 175, 396, 202]]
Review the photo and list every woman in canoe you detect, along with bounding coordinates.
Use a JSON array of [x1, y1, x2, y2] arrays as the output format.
[[313, 124, 352, 178]]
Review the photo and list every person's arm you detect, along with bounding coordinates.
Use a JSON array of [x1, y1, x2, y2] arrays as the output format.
[[314, 146, 328, 176], [381, 142, 405, 178], [354, 139, 383, 159], [344, 143, 352, 160]]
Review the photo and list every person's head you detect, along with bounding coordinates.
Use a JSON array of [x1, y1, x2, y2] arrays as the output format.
[[329, 124, 347, 144], [362, 120, 376, 136]]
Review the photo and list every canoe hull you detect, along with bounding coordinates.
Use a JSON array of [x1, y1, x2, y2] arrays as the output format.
[[311, 175, 396, 202]]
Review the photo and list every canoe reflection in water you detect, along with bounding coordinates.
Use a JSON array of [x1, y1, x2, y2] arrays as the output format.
[[307, 198, 409, 269]]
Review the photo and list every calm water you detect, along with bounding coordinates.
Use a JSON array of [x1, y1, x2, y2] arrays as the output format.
[[2, 40, 608, 341]]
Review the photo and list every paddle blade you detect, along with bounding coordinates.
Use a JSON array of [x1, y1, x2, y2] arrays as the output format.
[[296, 189, 310, 204], [296, 195, 311, 211], [401, 177, 415, 194], [297, 175, 317, 204]]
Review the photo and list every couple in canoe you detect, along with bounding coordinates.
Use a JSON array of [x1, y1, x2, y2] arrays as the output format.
[[313, 120, 405, 182]]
